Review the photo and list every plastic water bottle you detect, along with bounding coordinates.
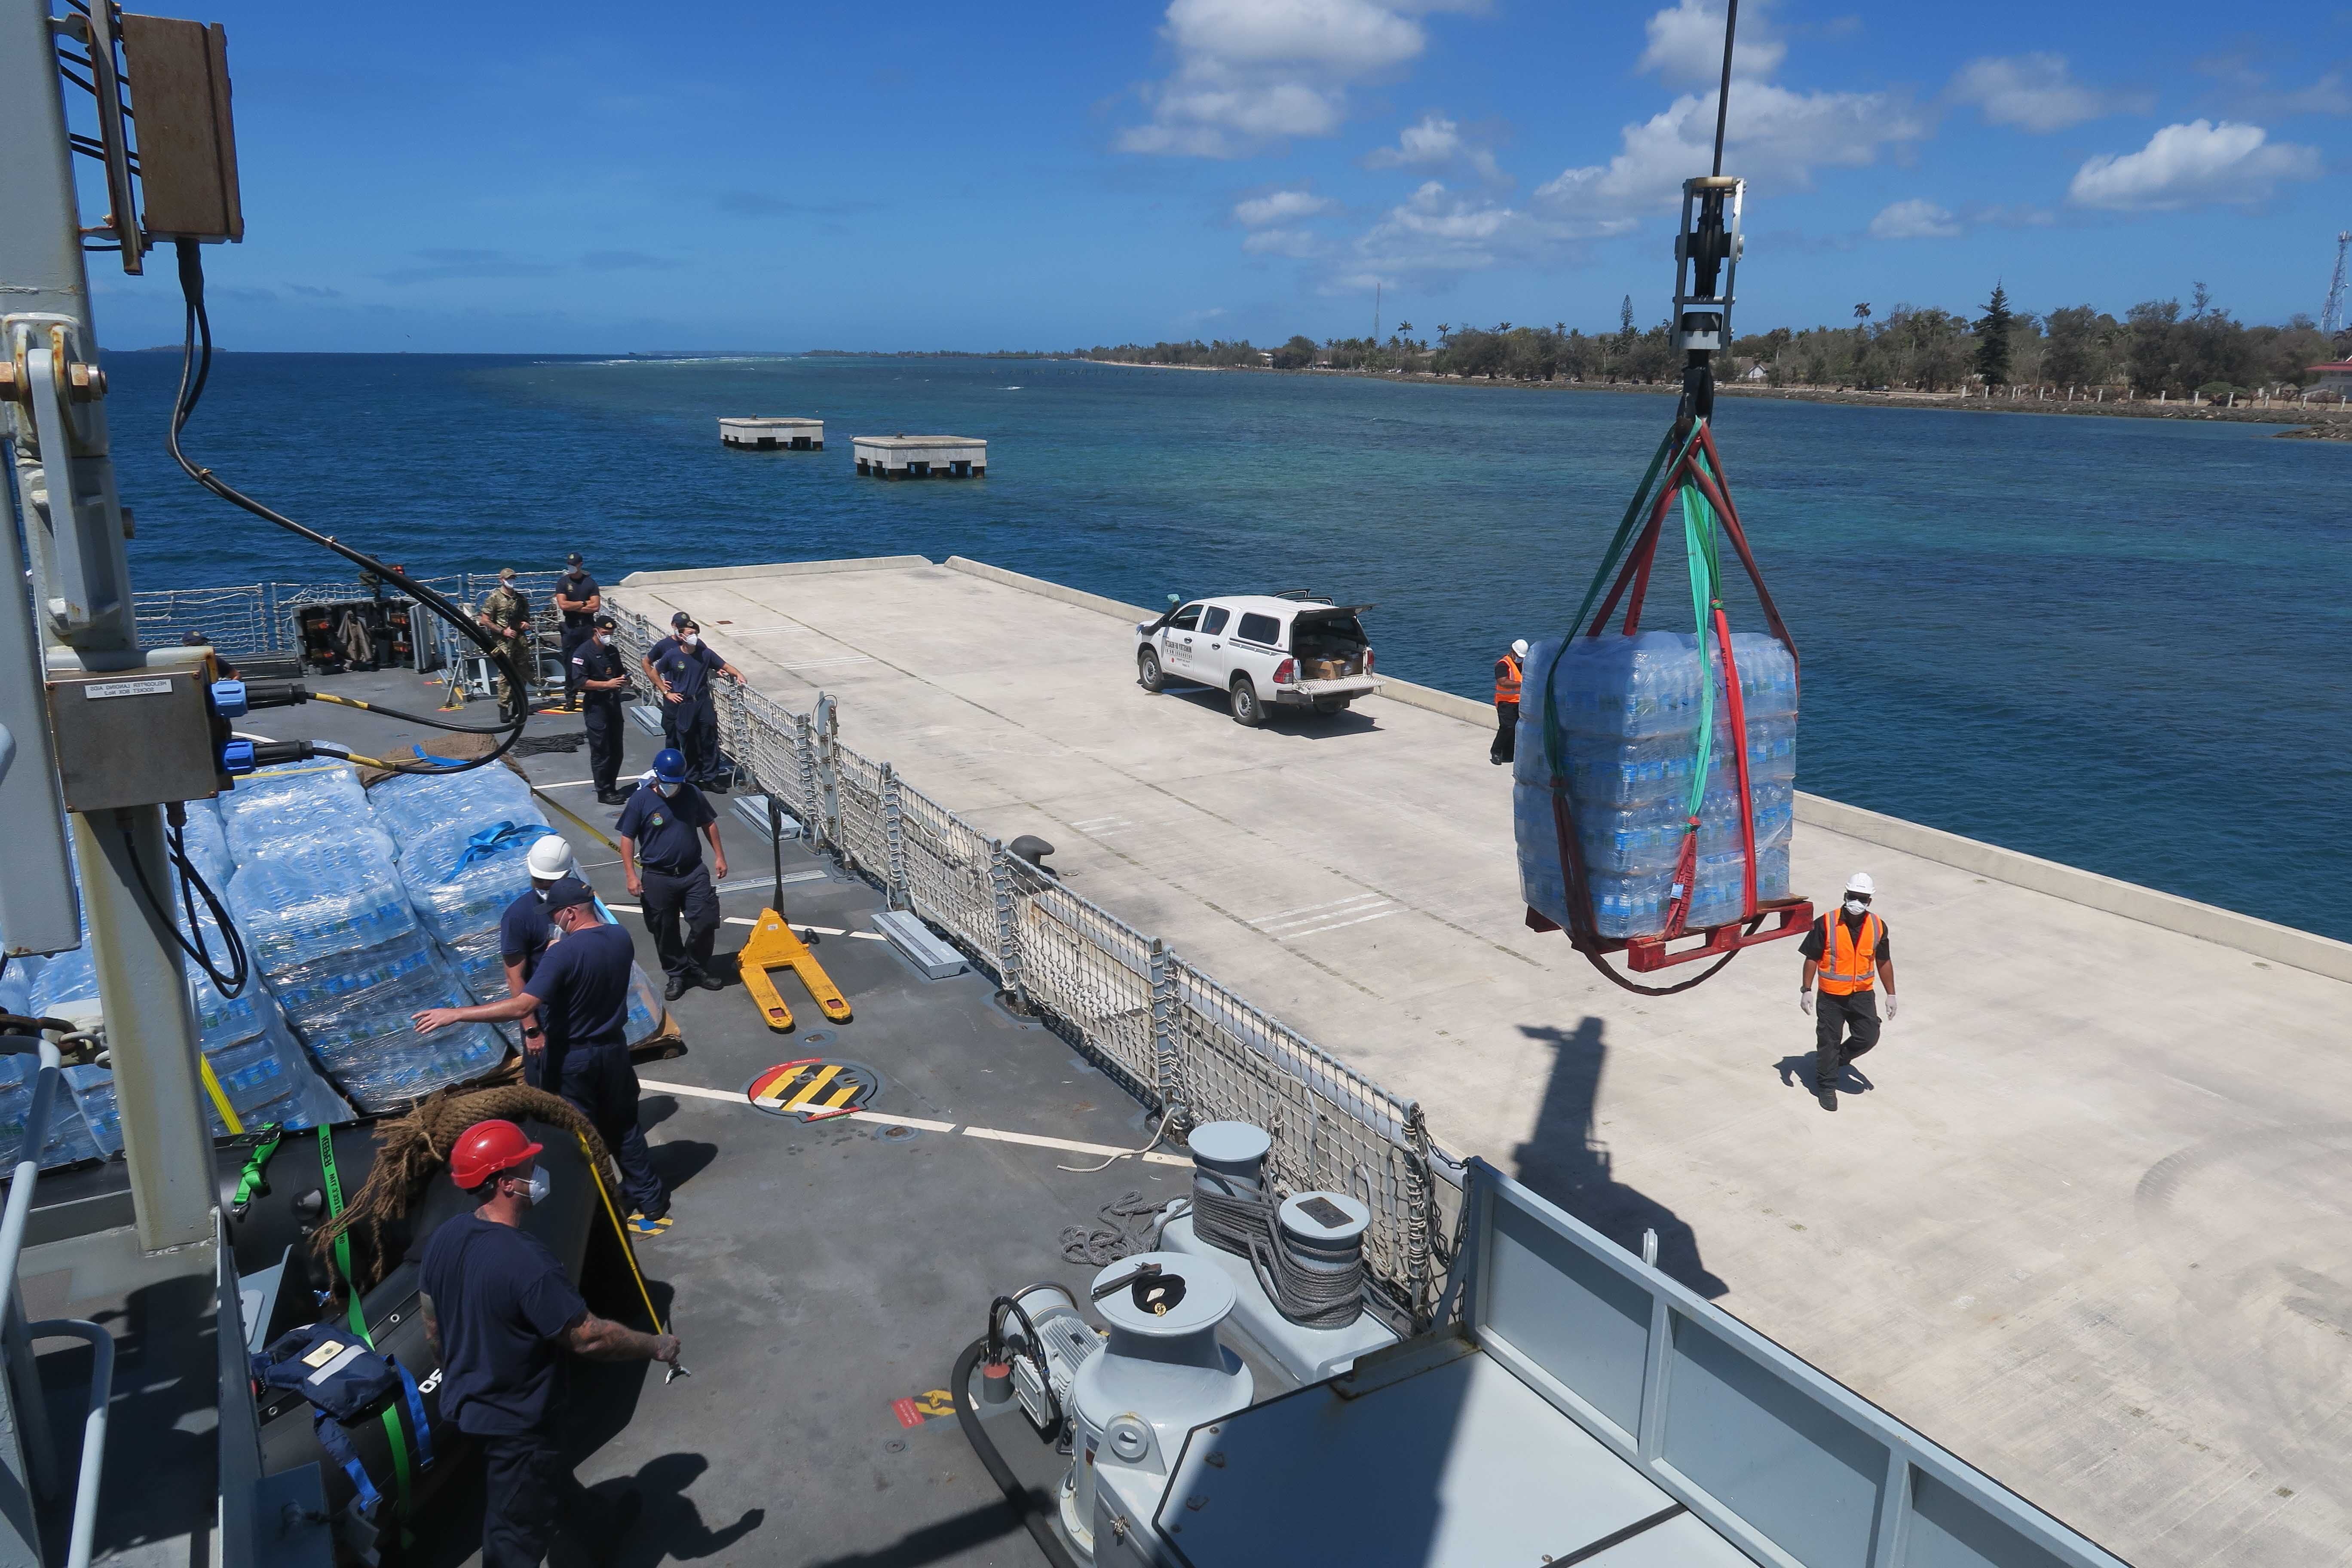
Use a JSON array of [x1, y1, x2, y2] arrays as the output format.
[[0, 1056, 101, 1169]]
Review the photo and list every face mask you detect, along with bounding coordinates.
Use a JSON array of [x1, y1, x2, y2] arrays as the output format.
[[594, 632, 611, 646], [656, 781, 679, 798], [523, 1166, 550, 1207], [680, 633, 700, 649], [1844, 899, 1869, 916]]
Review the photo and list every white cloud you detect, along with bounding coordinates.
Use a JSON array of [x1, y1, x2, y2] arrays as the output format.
[[1351, 180, 1559, 279], [1242, 227, 1326, 257], [1537, 82, 1926, 232], [1638, 0, 1783, 86], [1949, 53, 2146, 133], [1364, 113, 1507, 183], [2067, 119, 2322, 211], [1234, 188, 1338, 226], [1868, 199, 1960, 240], [1121, 0, 1450, 157]]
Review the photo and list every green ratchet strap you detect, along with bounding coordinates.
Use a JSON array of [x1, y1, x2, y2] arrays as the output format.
[[317, 1127, 420, 1517], [1678, 450, 1725, 826], [233, 1125, 283, 1209]]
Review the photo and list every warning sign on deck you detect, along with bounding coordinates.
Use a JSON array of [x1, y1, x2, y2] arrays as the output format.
[[744, 1059, 879, 1122]]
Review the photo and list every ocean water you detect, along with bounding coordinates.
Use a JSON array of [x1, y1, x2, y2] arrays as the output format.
[[98, 351, 2352, 941]]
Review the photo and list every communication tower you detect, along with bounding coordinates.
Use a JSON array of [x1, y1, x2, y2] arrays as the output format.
[[2324, 231, 2351, 336]]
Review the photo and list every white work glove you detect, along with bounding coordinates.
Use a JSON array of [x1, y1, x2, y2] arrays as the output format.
[[1883, 992, 1898, 1022], [1798, 990, 1813, 1015]]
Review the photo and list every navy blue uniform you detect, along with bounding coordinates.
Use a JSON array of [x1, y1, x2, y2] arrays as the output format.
[[553, 573, 600, 704], [647, 635, 727, 784], [617, 783, 721, 991], [568, 637, 628, 796], [421, 1213, 617, 1567], [524, 923, 663, 1220], [497, 891, 554, 986]]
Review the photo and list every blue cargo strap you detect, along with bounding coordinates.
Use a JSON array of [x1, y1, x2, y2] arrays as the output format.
[[395, 1358, 434, 1470], [311, 1411, 384, 1517], [456, 821, 552, 867]]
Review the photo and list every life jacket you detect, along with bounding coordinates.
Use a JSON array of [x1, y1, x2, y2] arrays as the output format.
[[1816, 912, 1883, 995], [252, 1319, 435, 1520], [1494, 653, 1523, 704]]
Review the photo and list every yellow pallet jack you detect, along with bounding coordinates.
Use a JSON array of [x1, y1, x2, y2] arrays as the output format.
[[739, 906, 852, 1031]]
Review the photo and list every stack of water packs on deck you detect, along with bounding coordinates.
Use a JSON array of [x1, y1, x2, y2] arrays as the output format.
[[1513, 630, 1798, 940], [0, 955, 103, 1170], [221, 762, 509, 1112], [373, 767, 558, 1000], [373, 770, 662, 1044]]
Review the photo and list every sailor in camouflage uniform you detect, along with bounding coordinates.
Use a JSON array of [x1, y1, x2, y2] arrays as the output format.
[[477, 566, 535, 719]]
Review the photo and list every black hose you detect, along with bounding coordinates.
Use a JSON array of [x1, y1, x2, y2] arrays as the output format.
[[952, 1336, 1082, 1568], [167, 240, 529, 776]]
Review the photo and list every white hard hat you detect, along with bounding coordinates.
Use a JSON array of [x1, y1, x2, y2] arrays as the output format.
[[526, 835, 576, 881], [1844, 871, 1876, 897], [1511, 638, 1530, 658]]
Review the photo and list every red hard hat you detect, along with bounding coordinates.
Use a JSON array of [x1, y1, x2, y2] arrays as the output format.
[[449, 1119, 543, 1189]]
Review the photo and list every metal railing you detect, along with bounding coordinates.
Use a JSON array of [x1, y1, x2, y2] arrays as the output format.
[[609, 607, 1445, 1322], [0, 1042, 113, 1568], [1454, 1158, 2130, 1568], [129, 570, 575, 662]]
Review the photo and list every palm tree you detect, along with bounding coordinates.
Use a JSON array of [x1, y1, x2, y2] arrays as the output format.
[[1853, 303, 1872, 323]]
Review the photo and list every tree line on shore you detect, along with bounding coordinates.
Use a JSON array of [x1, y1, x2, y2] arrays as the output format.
[[1071, 285, 2347, 399]]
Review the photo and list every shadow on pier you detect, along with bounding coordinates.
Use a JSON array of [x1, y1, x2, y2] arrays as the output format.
[[1510, 1017, 1728, 1299]]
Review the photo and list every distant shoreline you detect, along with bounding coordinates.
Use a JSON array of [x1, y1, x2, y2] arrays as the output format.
[[1072, 357, 2352, 438]]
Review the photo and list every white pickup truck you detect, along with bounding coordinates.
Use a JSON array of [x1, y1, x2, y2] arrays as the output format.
[[1134, 594, 1383, 725]]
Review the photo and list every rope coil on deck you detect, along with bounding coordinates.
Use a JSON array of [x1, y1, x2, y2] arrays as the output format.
[[308, 1083, 613, 1294], [1191, 1170, 1366, 1330]]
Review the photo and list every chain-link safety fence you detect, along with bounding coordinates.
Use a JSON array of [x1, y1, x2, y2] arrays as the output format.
[[607, 603, 1446, 1325]]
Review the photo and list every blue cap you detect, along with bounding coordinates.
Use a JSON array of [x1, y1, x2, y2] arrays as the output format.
[[652, 747, 689, 784]]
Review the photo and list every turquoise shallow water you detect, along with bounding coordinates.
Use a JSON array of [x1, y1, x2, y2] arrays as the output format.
[[99, 351, 2352, 941]]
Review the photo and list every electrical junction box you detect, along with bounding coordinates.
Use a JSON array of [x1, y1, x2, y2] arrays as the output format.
[[44, 668, 221, 810]]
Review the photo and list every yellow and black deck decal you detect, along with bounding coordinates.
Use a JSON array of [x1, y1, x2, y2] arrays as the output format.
[[744, 1058, 879, 1121]]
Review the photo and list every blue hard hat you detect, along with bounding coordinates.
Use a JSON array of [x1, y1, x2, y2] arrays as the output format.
[[652, 748, 689, 783]]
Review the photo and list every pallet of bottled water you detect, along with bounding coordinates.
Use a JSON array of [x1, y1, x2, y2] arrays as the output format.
[[222, 765, 508, 1112], [16, 866, 349, 1165], [1513, 629, 1797, 940]]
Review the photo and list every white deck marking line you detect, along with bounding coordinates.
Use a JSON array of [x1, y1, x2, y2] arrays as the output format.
[[638, 1078, 743, 1104], [959, 1127, 1192, 1165], [609, 907, 884, 938], [534, 778, 598, 790], [1246, 893, 1384, 926], [635, 1079, 1185, 1162], [1257, 899, 1390, 931], [1282, 906, 1406, 940]]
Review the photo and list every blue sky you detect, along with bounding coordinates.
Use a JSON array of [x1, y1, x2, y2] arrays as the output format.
[[82, 0, 2352, 353]]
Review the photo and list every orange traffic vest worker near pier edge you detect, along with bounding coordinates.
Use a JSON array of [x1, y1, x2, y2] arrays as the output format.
[[1799, 871, 1899, 1113], [1490, 638, 1528, 766]]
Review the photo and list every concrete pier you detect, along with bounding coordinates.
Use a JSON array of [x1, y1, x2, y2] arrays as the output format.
[[615, 554, 2352, 1568], [852, 434, 985, 478], [720, 416, 823, 450]]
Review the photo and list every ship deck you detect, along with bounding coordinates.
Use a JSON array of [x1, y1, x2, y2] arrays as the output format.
[[604, 554, 2352, 1568], [26, 665, 1201, 1568]]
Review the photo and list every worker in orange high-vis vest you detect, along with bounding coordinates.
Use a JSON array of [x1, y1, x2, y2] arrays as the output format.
[[1798, 871, 1899, 1112], [1490, 638, 1528, 765]]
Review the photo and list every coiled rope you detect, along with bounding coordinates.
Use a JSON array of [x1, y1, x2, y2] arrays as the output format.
[[1060, 1191, 1165, 1265], [1191, 1170, 1364, 1329], [309, 1083, 613, 1294]]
